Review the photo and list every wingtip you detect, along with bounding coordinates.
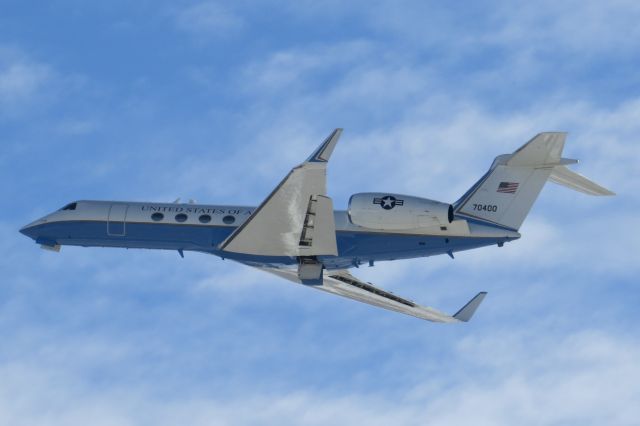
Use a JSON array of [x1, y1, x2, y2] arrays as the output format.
[[453, 291, 487, 322], [306, 128, 343, 163]]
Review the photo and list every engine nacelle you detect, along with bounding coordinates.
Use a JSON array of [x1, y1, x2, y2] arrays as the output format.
[[348, 193, 453, 230]]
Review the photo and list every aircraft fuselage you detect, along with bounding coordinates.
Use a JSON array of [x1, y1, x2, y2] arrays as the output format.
[[20, 200, 519, 270]]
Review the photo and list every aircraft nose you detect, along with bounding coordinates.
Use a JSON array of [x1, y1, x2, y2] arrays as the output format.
[[20, 223, 35, 238], [19, 219, 44, 239]]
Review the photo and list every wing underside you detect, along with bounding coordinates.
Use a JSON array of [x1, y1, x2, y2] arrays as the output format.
[[259, 267, 486, 323]]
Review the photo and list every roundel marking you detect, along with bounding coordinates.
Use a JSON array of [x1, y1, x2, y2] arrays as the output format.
[[373, 195, 404, 210]]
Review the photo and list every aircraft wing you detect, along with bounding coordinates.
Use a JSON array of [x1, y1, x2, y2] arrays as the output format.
[[258, 267, 487, 323], [219, 129, 342, 257]]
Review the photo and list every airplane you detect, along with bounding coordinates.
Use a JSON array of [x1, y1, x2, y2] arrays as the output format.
[[19, 130, 614, 323]]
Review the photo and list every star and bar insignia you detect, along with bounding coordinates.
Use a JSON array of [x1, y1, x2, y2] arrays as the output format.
[[373, 195, 404, 210]]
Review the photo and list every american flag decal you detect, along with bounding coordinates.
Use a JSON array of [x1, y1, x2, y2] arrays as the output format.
[[497, 182, 519, 194]]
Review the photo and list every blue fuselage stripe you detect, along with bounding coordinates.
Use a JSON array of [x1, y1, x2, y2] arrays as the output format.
[[24, 219, 513, 269]]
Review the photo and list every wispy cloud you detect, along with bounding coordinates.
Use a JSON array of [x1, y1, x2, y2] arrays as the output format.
[[0, 47, 51, 117], [2, 2, 639, 425], [0, 62, 49, 103], [241, 41, 375, 93], [0, 328, 637, 425], [488, 0, 640, 53], [174, 2, 245, 40]]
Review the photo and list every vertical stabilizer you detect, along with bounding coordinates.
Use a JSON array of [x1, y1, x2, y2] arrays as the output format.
[[454, 133, 566, 230]]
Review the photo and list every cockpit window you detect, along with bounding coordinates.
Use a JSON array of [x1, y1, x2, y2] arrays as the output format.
[[61, 202, 77, 211]]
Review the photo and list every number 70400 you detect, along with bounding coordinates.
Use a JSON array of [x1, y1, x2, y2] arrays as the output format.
[[472, 204, 498, 212]]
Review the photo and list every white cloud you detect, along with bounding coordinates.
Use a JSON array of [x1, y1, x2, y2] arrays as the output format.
[[427, 330, 640, 425], [241, 41, 374, 92], [490, 0, 640, 53], [55, 119, 99, 136], [339, 0, 640, 56], [0, 63, 49, 103], [4, 4, 640, 426], [0, 329, 637, 426], [0, 48, 51, 116], [175, 2, 244, 39]]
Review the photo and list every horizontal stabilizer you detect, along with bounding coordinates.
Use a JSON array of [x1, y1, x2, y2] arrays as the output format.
[[549, 166, 615, 196], [507, 132, 566, 166], [453, 292, 487, 322]]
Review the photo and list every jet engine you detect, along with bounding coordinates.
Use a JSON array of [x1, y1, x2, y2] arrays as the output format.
[[348, 193, 453, 230]]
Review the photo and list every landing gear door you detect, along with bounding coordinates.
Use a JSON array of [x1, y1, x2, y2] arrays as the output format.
[[107, 204, 128, 236]]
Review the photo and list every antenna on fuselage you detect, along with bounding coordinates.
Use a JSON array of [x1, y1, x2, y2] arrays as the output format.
[[171, 198, 196, 204]]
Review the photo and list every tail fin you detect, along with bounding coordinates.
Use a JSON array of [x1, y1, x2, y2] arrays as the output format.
[[454, 132, 614, 231]]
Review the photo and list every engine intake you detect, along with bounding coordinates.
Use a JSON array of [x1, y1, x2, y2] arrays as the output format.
[[348, 193, 453, 230]]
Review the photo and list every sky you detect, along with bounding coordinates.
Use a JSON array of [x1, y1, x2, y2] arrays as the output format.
[[1, 1, 639, 424]]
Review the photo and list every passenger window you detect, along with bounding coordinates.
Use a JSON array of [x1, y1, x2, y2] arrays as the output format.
[[222, 215, 236, 224], [151, 212, 164, 221], [175, 213, 188, 223], [199, 214, 212, 223]]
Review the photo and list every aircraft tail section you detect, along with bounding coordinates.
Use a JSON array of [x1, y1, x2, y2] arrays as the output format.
[[454, 132, 613, 231]]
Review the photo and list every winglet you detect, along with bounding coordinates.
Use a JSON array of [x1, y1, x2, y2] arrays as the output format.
[[453, 292, 487, 322], [306, 128, 343, 163]]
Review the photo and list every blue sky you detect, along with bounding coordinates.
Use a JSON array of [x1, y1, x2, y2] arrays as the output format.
[[1, 1, 639, 424]]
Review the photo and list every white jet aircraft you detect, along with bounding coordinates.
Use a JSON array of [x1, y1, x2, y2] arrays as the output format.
[[20, 130, 614, 323]]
